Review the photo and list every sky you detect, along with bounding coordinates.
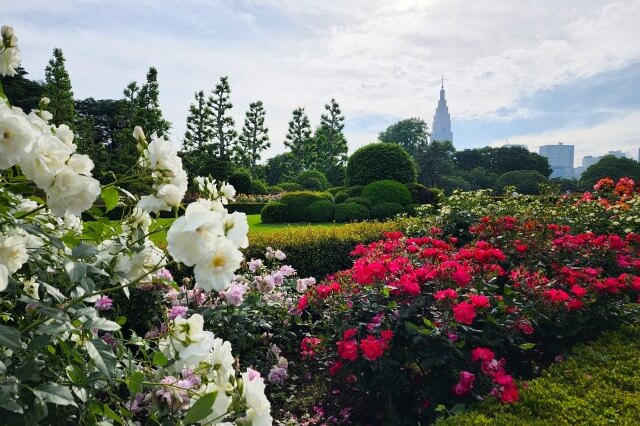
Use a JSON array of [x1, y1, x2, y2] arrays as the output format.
[[3, 0, 640, 166]]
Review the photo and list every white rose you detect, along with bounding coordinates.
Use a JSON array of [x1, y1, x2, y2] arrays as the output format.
[[46, 167, 100, 216], [54, 124, 75, 148], [0, 46, 19, 77], [137, 195, 170, 214], [241, 370, 272, 426], [0, 234, 29, 274], [193, 237, 243, 293], [0, 264, 9, 292], [193, 382, 233, 424], [67, 153, 94, 175], [20, 135, 72, 188], [115, 241, 166, 284], [220, 183, 236, 203], [132, 126, 145, 142], [0, 103, 36, 169], [210, 337, 235, 380], [157, 183, 183, 207], [173, 313, 206, 345], [167, 202, 224, 266], [174, 331, 215, 371], [223, 211, 249, 248], [22, 277, 39, 300]]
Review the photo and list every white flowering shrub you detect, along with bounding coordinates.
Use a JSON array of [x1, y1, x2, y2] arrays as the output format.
[[0, 26, 272, 425]]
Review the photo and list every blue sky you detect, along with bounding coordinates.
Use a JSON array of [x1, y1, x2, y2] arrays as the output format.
[[3, 0, 640, 165]]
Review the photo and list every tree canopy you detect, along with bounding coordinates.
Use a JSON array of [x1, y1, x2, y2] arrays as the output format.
[[378, 117, 429, 157], [454, 146, 552, 177], [579, 155, 640, 188]]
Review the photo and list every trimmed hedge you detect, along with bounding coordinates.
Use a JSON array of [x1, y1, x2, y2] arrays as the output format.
[[346, 142, 417, 186], [437, 324, 640, 425], [334, 191, 349, 204], [334, 202, 371, 223], [276, 181, 304, 192], [227, 203, 267, 215], [344, 196, 373, 211], [327, 186, 345, 196], [346, 185, 364, 197], [304, 200, 335, 223], [83, 202, 267, 221], [228, 169, 253, 194], [300, 177, 323, 191], [295, 170, 330, 190], [370, 202, 405, 220], [361, 179, 413, 206], [260, 202, 287, 223], [245, 220, 406, 278], [266, 191, 334, 222]]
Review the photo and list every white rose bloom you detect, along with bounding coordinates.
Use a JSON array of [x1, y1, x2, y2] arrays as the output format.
[[22, 277, 39, 300], [40, 97, 51, 106], [26, 110, 49, 133], [219, 183, 236, 203], [122, 207, 151, 237], [144, 135, 183, 175], [137, 195, 171, 214], [61, 213, 83, 234], [0, 45, 19, 77], [46, 167, 100, 216], [223, 211, 249, 249], [0, 264, 8, 292], [0, 103, 36, 169], [54, 124, 75, 149], [1, 25, 15, 39], [132, 126, 145, 142], [210, 337, 235, 380], [37, 110, 53, 122], [20, 135, 72, 188], [0, 234, 29, 273], [241, 370, 272, 426], [174, 331, 215, 371], [67, 153, 94, 175], [193, 382, 233, 424], [95, 239, 119, 265], [156, 183, 183, 207], [194, 237, 243, 293], [12, 197, 39, 215], [167, 202, 224, 266], [173, 313, 206, 345], [115, 241, 166, 284]]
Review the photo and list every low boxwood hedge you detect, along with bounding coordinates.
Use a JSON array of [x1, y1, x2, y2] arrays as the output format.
[[278, 191, 333, 222], [437, 323, 640, 425], [304, 200, 334, 222], [361, 179, 413, 207], [334, 191, 349, 204], [344, 196, 373, 211], [334, 202, 371, 223], [370, 201, 405, 220], [260, 202, 288, 223]]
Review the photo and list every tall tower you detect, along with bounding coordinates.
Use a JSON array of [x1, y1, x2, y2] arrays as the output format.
[[431, 75, 453, 142]]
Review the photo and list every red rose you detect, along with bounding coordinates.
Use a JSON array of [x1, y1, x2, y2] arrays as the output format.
[[316, 285, 332, 299], [337, 340, 358, 361], [434, 288, 457, 301], [329, 360, 343, 376], [470, 294, 490, 308], [359, 335, 385, 361], [452, 267, 472, 287], [500, 385, 519, 403], [343, 328, 358, 340], [380, 329, 394, 341], [570, 285, 587, 298], [296, 295, 308, 313], [453, 301, 476, 325], [566, 298, 584, 311], [471, 347, 495, 363]]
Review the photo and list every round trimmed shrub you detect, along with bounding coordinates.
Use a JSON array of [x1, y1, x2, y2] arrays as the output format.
[[370, 202, 405, 220], [304, 200, 335, 222], [228, 169, 253, 194], [280, 191, 333, 222], [249, 179, 268, 195], [327, 186, 345, 196], [295, 170, 330, 190], [276, 181, 304, 192], [361, 180, 413, 207], [334, 191, 349, 204], [261, 202, 287, 223], [346, 143, 417, 186], [346, 185, 363, 197], [300, 177, 323, 191], [406, 182, 429, 204], [334, 202, 371, 223], [267, 186, 284, 195], [344, 196, 373, 211]]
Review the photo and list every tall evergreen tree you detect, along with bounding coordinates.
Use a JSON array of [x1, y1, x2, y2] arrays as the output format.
[[0, 66, 44, 112], [284, 107, 314, 168], [236, 100, 270, 170], [134, 67, 171, 137], [43, 48, 75, 125], [208, 76, 237, 161], [314, 98, 348, 170], [183, 90, 214, 153]]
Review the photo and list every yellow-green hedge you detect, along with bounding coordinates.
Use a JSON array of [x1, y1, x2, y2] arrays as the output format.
[[244, 219, 408, 279], [437, 323, 640, 425]]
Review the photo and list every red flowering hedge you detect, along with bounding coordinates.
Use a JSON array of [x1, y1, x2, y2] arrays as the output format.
[[293, 217, 640, 424]]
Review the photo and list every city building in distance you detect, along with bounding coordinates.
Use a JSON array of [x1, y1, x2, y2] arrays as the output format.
[[431, 76, 453, 142], [539, 142, 574, 178]]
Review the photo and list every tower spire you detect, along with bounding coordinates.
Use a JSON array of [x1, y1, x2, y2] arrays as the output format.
[[441, 75, 444, 89]]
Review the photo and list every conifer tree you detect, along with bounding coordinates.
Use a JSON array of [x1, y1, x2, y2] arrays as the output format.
[[183, 90, 214, 153], [236, 100, 269, 170], [208, 76, 237, 161], [135, 67, 171, 137], [314, 98, 348, 169], [284, 107, 314, 169], [43, 48, 75, 125]]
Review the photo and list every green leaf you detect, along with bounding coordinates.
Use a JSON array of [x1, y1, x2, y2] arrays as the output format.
[[404, 321, 420, 333], [126, 371, 144, 395], [183, 392, 218, 425], [66, 364, 86, 386], [103, 404, 124, 424], [32, 382, 77, 407], [84, 317, 121, 332], [152, 351, 168, 366], [72, 242, 98, 259], [101, 187, 119, 213], [28, 334, 52, 351], [422, 318, 435, 329], [64, 260, 87, 283], [86, 339, 117, 379], [115, 316, 127, 326], [519, 342, 537, 350], [0, 399, 23, 414], [0, 324, 21, 349]]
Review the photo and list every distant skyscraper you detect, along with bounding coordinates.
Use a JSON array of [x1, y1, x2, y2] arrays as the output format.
[[582, 155, 601, 168], [431, 76, 453, 142], [539, 142, 574, 178]]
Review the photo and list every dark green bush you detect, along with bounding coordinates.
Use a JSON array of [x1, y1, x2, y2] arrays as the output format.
[[334, 191, 349, 204], [495, 170, 550, 195], [276, 181, 304, 192], [406, 182, 443, 205], [295, 170, 330, 190], [327, 186, 345, 195], [346, 185, 363, 197], [227, 203, 267, 215], [441, 175, 472, 194], [346, 142, 417, 186], [260, 202, 287, 223], [300, 177, 323, 191], [228, 169, 253, 194], [370, 202, 405, 220], [249, 179, 268, 195], [334, 202, 371, 223], [344, 196, 373, 211], [361, 179, 413, 206], [437, 324, 640, 425], [304, 200, 335, 222], [279, 191, 333, 222]]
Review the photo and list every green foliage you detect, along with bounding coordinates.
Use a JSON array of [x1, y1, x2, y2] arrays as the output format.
[[304, 200, 335, 222], [361, 179, 413, 207], [405, 182, 438, 205], [183, 155, 234, 182], [249, 179, 268, 195], [312, 98, 348, 174], [228, 169, 254, 194], [437, 324, 640, 425], [295, 170, 330, 190], [0, 66, 44, 112], [579, 155, 640, 188], [43, 48, 75, 125], [346, 185, 363, 197], [275, 181, 304, 192], [551, 177, 579, 193], [182, 89, 214, 153], [334, 202, 371, 223], [441, 175, 472, 194], [236, 100, 270, 170], [208, 76, 237, 161], [264, 153, 302, 185], [346, 143, 417, 187], [227, 203, 268, 215], [300, 177, 323, 191], [327, 186, 345, 195], [279, 191, 333, 222], [344, 196, 373, 211], [455, 146, 552, 177], [495, 170, 550, 195], [284, 107, 315, 169], [260, 202, 287, 223], [459, 167, 499, 190], [414, 140, 456, 187], [245, 221, 404, 278], [378, 117, 429, 157], [333, 191, 349, 204], [370, 202, 405, 220]]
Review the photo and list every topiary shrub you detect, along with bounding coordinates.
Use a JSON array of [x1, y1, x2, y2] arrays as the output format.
[[304, 200, 335, 223], [327, 186, 345, 195], [370, 202, 406, 220], [300, 177, 323, 191], [334, 202, 371, 223], [361, 179, 413, 207], [249, 179, 268, 195], [406, 182, 437, 204], [344, 196, 373, 211], [260, 202, 288, 223], [441, 175, 471, 194], [276, 181, 304, 192], [280, 191, 333, 222], [346, 142, 417, 186], [334, 191, 349, 204], [267, 186, 284, 195], [426, 187, 445, 206], [228, 169, 254, 194], [346, 185, 363, 197], [295, 170, 330, 190]]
